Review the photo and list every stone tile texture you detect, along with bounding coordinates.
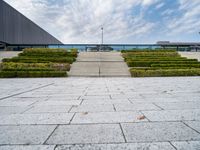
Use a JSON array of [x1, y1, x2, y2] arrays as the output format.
[[0, 77, 200, 148]]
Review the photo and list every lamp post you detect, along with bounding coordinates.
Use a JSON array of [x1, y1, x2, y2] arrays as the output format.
[[101, 27, 104, 51]]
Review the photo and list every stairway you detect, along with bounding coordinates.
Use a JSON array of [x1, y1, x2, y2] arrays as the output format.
[[68, 52, 131, 77]]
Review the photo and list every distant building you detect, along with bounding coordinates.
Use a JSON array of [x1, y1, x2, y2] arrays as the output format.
[[0, 0, 62, 50]]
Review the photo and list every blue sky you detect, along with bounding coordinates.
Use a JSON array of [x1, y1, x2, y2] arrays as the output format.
[[4, 0, 200, 44]]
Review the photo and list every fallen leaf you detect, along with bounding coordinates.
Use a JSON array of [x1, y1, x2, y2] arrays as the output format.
[[137, 115, 145, 120], [82, 112, 88, 115]]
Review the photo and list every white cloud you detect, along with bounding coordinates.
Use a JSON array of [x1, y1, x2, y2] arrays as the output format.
[[155, 2, 165, 9], [4, 0, 158, 43], [166, 0, 200, 36], [3, 0, 200, 43]]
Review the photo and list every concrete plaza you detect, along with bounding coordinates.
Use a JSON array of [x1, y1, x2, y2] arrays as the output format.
[[0, 77, 200, 149]]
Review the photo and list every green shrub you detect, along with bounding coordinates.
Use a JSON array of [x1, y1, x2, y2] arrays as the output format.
[[151, 64, 200, 68], [127, 61, 200, 67], [122, 52, 180, 57], [3, 57, 75, 63], [0, 62, 71, 71], [130, 69, 200, 77], [0, 71, 67, 78], [125, 58, 196, 62], [121, 49, 176, 53], [0, 71, 16, 78]]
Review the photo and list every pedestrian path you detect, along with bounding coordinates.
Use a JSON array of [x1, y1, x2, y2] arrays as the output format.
[[0, 51, 20, 62], [68, 52, 131, 77], [0, 77, 200, 149]]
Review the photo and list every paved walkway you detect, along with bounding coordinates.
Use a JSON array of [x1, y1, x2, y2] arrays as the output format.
[[0, 77, 200, 149], [0, 51, 20, 62], [179, 52, 200, 61], [68, 52, 131, 77]]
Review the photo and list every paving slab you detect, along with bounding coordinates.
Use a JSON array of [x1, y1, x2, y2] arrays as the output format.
[[0, 106, 29, 114], [34, 100, 81, 106], [71, 111, 147, 124], [56, 142, 175, 150], [184, 121, 200, 133], [114, 103, 161, 111], [70, 104, 115, 113], [25, 105, 72, 113], [0, 113, 74, 125], [81, 95, 111, 100], [121, 122, 200, 142], [0, 145, 56, 150], [142, 109, 200, 121], [154, 101, 200, 110], [46, 124, 125, 144], [82, 99, 131, 105], [0, 125, 56, 144], [0, 100, 37, 107], [172, 141, 200, 150]]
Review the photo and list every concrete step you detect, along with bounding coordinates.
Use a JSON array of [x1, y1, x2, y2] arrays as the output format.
[[69, 52, 131, 77]]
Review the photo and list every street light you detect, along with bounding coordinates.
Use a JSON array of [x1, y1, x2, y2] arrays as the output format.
[[100, 27, 104, 51]]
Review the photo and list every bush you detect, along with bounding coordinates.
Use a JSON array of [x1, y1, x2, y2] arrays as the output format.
[[0, 71, 16, 78], [0, 48, 76, 78], [151, 64, 200, 68], [121, 49, 176, 53], [22, 48, 78, 57], [130, 69, 200, 77], [3, 57, 75, 64], [0, 62, 71, 71], [0, 71, 67, 78], [125, 58, 197, 62], [127, 61, 200, 67], [122, 52, 180, 58]]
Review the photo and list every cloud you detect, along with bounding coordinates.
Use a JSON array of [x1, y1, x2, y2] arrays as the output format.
[[3, 0, 200, 43], [166, 0, 200, 35]]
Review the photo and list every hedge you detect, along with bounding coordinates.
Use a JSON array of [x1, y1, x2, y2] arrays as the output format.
[[125, 58, 197, 62], [127, 61, 200, 67], [2, 57, 75, 64], [20, 51, 77, 57], [130, 69, 200, 77], [0, 62, 70, 71], [122, 52, 179, 57], [151, 64, 200, 68], [121, 49, 176, 53], [22, 48, 78, 53], [0, 71, 67, 78]]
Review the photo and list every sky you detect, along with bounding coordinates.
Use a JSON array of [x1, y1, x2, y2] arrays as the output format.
[[4, 0, 200, 44]]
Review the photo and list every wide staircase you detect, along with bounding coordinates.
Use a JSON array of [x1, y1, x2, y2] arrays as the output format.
[[68, 52, 131, 77]]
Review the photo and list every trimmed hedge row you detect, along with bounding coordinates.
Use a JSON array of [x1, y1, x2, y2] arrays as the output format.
[[127, 61, 200, 67], [0, 48, 78, 78], [151, 64, 200, 68], [123, 50, 200, 77], [121, 49, 176, 53], [0, 62, 71, 71], [0, 71, 67, 78], [122, 52, 179, 57], [20, 50, 78, 57], [130, 69, 200, 77], [2, 57, 75, 64], [125, 58, 197, 62]]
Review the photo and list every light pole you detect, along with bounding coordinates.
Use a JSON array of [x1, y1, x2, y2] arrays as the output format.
[[101, 27, 104, 51]]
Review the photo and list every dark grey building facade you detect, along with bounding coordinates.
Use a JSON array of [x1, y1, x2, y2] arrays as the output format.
[[0, 0, 62, 49]]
